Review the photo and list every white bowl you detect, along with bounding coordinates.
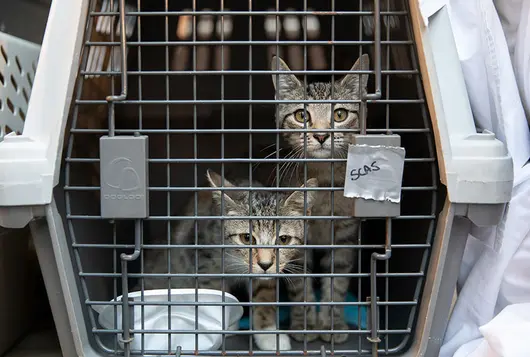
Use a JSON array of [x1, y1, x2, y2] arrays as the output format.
[[92, 288, 244, 352]]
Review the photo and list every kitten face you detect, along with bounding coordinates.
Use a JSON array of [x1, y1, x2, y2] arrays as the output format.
[[271, 55, 369, 158], [206, 170, 317, 277]]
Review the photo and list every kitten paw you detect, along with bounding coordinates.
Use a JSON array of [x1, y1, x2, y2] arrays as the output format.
[[319, 320, 349, 344], [290, 321, 319, 342], [254, 327, 292, 351], [289, 305, 318, 342]]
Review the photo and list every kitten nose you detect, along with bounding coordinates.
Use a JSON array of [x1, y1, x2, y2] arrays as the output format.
[[258, 261, 273, 271], [313, 134, 330, 145]]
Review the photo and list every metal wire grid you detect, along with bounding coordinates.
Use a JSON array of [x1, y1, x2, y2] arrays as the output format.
[[63, 0, 440, 356]]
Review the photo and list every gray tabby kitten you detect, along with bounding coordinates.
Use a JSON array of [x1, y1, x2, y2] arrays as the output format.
[[270, 54, 369, 343], [139, 170, 318, 351]]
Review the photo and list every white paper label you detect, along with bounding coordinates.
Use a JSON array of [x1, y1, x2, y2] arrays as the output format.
[[343, 144, 406, 203]]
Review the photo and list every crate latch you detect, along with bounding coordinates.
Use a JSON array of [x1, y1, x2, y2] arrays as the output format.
[[98, 1, 145, 356]]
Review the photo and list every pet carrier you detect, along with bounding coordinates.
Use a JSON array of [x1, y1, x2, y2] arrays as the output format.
[[0, 1, 513, 357], [0, 31, 42, 354]]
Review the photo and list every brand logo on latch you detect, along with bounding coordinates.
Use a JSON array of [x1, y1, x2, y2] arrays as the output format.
[[103, 157, 144, 200]]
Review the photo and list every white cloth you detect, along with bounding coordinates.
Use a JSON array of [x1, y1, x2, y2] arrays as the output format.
[[419, 1, 530, 357], [495, 0, 530, 123], [420, 0, 530, 175], [442, 164, 530, 357], [459, 303, 530, 357]]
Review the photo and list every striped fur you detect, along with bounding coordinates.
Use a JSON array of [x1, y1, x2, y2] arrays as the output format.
[[271, 55, 369, 343], [139, 170, 318, 350]]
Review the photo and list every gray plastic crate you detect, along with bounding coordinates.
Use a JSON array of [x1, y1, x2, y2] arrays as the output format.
[[0, 1, 512, 357]]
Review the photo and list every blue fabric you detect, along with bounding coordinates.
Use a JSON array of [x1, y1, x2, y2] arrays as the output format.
[[238, 289, 368, 330]]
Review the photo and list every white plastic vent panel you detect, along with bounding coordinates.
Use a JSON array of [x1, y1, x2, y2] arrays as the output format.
[[0, 32, 40, 141]]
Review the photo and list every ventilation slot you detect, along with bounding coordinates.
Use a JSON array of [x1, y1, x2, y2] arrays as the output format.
[[6, 98, 15, 114], [22, 88, 29, 103], [26, 73, 33, 88], [0, 45, 7, 64], [15, 56, 23, 74], [10, 75, 18, 92]]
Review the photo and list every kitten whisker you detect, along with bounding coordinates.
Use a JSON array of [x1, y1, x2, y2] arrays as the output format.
[[277, 146, 304, 186], [270, 148, 299, 186], [253, 148, 283, 172], [288, 148, 304, 186], [283, 276, 296, 289], [278, 161, 294, 187], [260, 143, 282, 152], [284, 263, 312, 274]]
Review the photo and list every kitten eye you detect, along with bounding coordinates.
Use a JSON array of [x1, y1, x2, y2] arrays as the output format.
[[239, 233, 250, 244], [239, 234, 256, 245], [294, 109, 310, 123], [334, 109, 348, 122], [278, 235, 292, 245]]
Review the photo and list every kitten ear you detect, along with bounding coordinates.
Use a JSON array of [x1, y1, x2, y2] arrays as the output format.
[[205, 169, 241, 208], [339, 54, 370, 95], [282, 178, 319, 215], [271, 55, 302, 98]]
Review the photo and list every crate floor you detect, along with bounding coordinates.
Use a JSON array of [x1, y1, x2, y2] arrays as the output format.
[[98, 332, 404, 355], [224, 334, 375, 352]]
